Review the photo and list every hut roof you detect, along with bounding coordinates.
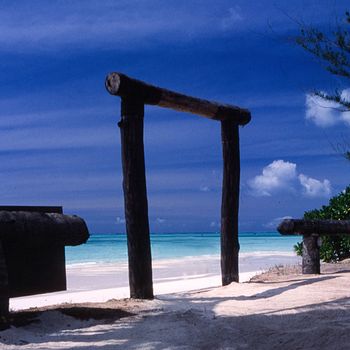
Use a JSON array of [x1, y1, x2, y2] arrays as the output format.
[[0, 211, 89, 246]]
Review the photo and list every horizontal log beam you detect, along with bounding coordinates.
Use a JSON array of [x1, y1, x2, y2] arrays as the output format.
[[277, 219, 350, 236], [0, 211, 89, 246], [105, 72, 251, 125]]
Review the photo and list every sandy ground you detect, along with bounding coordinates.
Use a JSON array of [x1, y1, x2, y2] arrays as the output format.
[[1, 260, 349, 349], [10, 252, 300, 310]]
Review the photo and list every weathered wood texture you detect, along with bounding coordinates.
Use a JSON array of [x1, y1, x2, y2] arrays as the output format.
[[0, 211, 89, 298], [302, 235, 320, 274], [106, 73, 251, 291], [277, 219, 350, 236], [277, 218, 350, 274], [106, 73, 251, 125], [220, 120, 240, 285], [0, 211, 89, 246], [119, 98, 153, 299]]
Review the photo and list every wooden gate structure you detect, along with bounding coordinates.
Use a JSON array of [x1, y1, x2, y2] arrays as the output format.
[[106, 72, 251, 299], [278, 218, 350, 274]]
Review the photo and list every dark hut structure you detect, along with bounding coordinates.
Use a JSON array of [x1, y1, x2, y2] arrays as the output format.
[[0, 206, 89, 316]]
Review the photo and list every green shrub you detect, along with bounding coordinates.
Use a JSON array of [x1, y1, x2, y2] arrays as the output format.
[[294, 186, 350, 262], [294, 241, 303, 256]]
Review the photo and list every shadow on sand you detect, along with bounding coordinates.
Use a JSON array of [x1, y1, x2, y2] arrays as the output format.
[[1, 274, 349, 349]]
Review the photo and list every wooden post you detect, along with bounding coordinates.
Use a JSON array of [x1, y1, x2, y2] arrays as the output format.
[[302, 234, 320, 274], [277, 219, 337, 275], [220, 120, 240, 285], [119, 97, 154, 299], [0, 241, 9, 318]]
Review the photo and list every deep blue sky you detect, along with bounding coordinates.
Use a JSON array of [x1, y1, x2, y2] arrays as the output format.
[[1, 0, 349, 233]]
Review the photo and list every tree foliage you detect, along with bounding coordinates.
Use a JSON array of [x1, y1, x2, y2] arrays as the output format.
[[296, 11, 350, 110], [294, 12, 350, 261], [296, 11, 350, 159], [294, 186, 350, 262]]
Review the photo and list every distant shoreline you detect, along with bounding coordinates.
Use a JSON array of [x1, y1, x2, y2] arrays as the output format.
[[65, 250, 298, 267], [65, 232, 300, 264]]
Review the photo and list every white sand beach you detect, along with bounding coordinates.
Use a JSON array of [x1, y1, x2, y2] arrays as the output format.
[[10, 252, 300, 310], [0, 259, 349, 349]]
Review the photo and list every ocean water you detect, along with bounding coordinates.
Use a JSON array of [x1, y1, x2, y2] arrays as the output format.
[[65, 232, 301, 265]]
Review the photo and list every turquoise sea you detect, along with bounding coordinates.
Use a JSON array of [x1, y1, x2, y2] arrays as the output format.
[[65, 232, 301, 265]]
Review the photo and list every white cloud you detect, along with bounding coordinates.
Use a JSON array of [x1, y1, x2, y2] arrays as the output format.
[[305, 90, 350, 127], [0, 1, 247, 52], [248, 160, 297, 196], [305, 94, 339, 127], [298, 174, 331, 198], [156, 217, 166, 224], [147, 168, 220, 193], [210, 221, 220, 228], [221, 7, 243, 30], [116, 217, 125, 224], [248, 159, 332, 198], [0, 125, 117, 151], [341, 89, 350, 101], [264, 216, 293, 229], [339, 89, 350, 124]]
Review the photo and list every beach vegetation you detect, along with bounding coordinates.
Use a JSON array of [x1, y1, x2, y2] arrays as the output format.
[[296, 11, 350, 107], [296, 11, 350, 158], [294, 186, 350, 262]]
